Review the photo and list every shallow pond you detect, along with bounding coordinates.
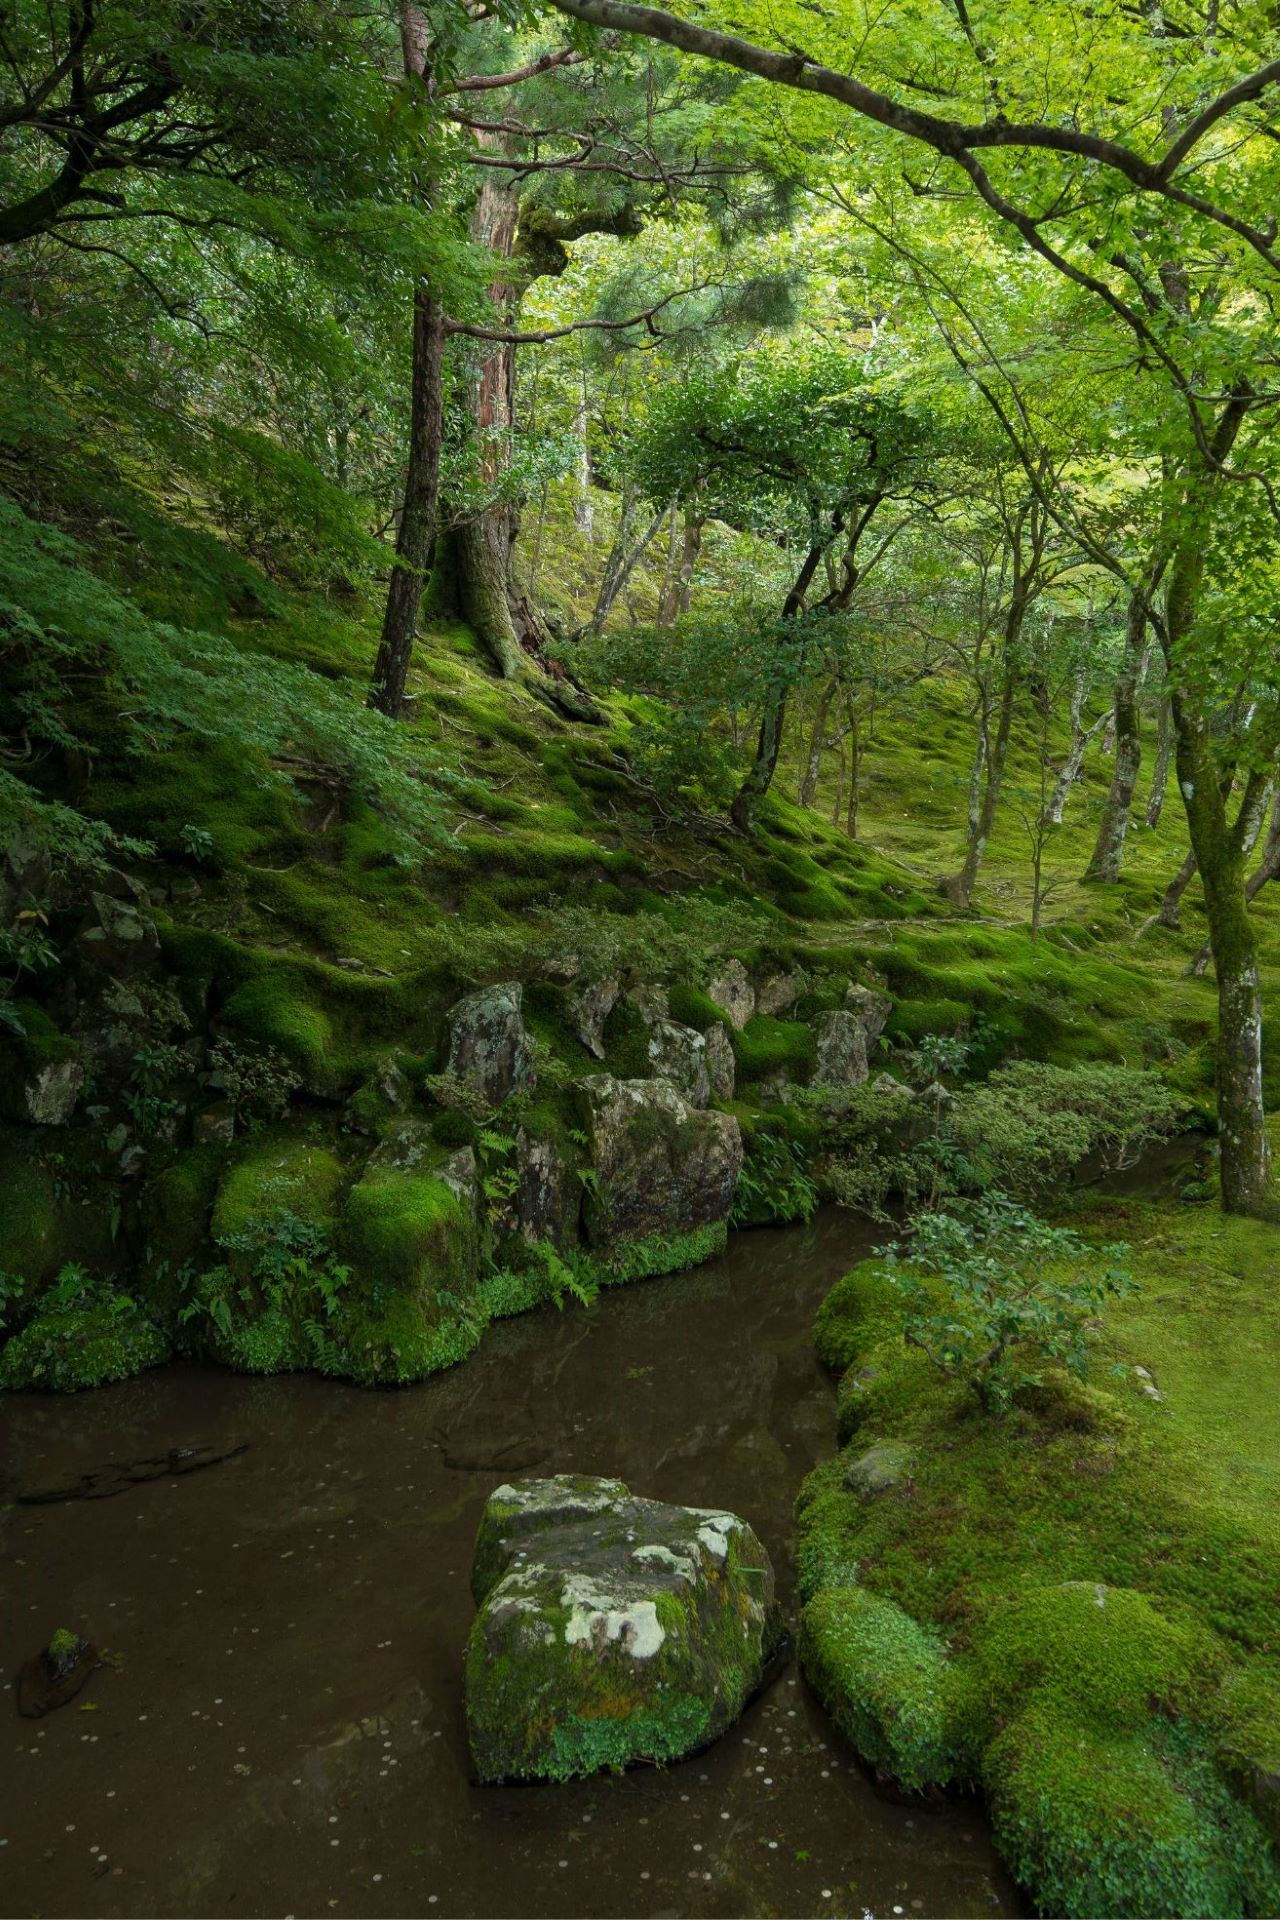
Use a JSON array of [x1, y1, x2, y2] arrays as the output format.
[[1, 1210, 1019, 1919]]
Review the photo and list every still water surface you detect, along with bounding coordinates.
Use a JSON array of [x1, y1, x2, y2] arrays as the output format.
[[1, 1210, 1019, 1919]]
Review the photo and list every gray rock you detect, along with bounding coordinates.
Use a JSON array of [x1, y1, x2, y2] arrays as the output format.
[[843, 1440, 915, 1496], [367, 1119, 434, 1174], [567, 975, 620, 1060], [646, 1019, 710, 1108], [756, 969, 806, 1017], [915, 1080, 954, 1109], [516, 1130, 580, 1248], [757, 1068, 791, 1105], [23, 1057, 83, 1127], [465, 1474, 781, 1783], [626, 981, 669, 1026], [193, 1101, 236, 1146], [78, 892, 161, 976], [812, 1010, 870, 1089], [445, 983, 533, 1106], [845, 983, 893, 1047], [707, 960, 755, 1030], [871, 1072, 909, 1098], [437, 1147, 479, 1215], [705, 1022, 736, 1102], [577, 1075, 742, 1249]]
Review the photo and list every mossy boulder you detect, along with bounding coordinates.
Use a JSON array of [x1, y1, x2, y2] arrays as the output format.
[[465, 1474, 782, 1783], [342, 1163, 474, 1295], [445, 981, 533, 1106], [576, 1075, 742, 1251]]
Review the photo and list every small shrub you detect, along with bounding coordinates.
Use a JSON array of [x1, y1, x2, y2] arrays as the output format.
[[881, 1194, 1133, 1414]]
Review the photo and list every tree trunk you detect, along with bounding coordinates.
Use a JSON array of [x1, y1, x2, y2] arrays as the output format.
[[454, 142, 526, 677], [798, 677, 836, 809], [729, 537, 827, 832], [1146, 697, 1174, 827], [1186, 789, 1280, 976], [1084, 587, 1146, 880], [845, 698, 861, 839], [1046, 707, 1106, 824], [368, 7, 443, 720], [583, 487, 669, 635], [1161, 437, 1273, 1215], [370, 288, 447, 717], [1157, 848, 1198, 927], [572, 367, 594, 537], [941, 664, 1016, 908], [656, 503, 682, 627]]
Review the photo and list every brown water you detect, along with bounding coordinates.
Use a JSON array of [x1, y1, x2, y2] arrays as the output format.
[[0, 1211, 1018, 1920]]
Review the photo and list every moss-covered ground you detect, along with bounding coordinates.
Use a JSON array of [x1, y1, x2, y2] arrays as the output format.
[[798, 1151, 1280, 1917]]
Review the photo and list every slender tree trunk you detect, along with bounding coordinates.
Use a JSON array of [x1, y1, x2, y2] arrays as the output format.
[[730, 538, 827, 831], [1046, 708, 1106, 824], [831, 724, 847, 828], [370, 288, 447, 717], [583, 487, 668, 635], [1085, 587, 1146, 880], [1158, 848, 1198, 927], [572, 366, 594, 537], [453, 143, 526, 677], [1146, 697, 1174, 827], [798, 677, 836, 809], [845, 699, 861, 839], [656, 502, 682, 627], [942, 662, 1016, 908]]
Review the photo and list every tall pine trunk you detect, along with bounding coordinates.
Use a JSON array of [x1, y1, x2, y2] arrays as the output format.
[[370, 287, 446, 717], [453, 144, 526, 677], [369, 8, 444, 719]]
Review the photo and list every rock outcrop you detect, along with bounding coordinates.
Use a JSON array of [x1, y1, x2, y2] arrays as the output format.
[[577, 1075, 742, 1250], [705, 1022, 736, 1102], [465, 1474, 782, 1782], [445, 982, 533, 1105], [646, 1018, 710, 1108], [707, 960, 755, 1030]]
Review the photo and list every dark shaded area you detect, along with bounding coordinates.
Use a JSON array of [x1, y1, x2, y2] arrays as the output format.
[[0, 1212, 1018, 1919]]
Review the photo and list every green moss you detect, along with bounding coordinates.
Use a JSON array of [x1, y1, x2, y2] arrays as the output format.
[[667, 982, 728, 1030], [587, 1220, 726, 1288], [883, 997, 972, 1044], [986, 1709, 1280, 1920], [798, 1196, 1280, 1920], [731, 1015, 816, 1083], [430, 1109, 477, 1150], [799, 1585, 964, 1790], [0, 1141, 61, 1286], [813, 1260, 904, 1372], [1, 1293, 169, 1391], [970, 1583, 1226, 1744], [213, 1137, 344, 1247], [341, 1166, 471, 1294], [219, 971, 335, 1084]]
